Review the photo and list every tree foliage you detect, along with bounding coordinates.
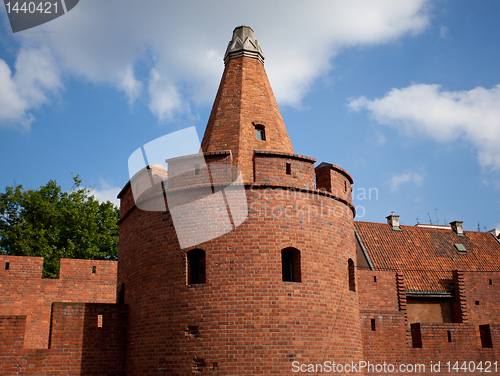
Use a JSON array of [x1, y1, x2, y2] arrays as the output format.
[[0, 175, 119, 278]]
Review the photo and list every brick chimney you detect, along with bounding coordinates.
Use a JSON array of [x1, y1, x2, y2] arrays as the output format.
[[450, 221, 464, 236], [201, 26, 294, 183], [386, 214, 401, 231]]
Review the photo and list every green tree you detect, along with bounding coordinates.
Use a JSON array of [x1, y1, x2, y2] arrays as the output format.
[[0, 175, 119, 278]]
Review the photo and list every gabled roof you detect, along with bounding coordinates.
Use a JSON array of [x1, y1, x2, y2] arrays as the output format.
[[355, 221, 500, 293]]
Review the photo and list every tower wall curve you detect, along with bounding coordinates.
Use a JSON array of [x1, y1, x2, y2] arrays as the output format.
[[117, 166, 362, 374]]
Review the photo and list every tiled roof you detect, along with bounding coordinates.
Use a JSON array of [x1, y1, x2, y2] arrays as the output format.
[[355, 221, 500, 293]]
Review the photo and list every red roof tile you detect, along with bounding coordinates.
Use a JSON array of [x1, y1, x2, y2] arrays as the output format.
[[355, 221, 500, 292]]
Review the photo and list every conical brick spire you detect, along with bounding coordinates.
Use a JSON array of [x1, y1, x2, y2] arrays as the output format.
[[201, 26, 294, 183]]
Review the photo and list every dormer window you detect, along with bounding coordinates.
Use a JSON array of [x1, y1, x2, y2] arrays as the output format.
[[255, 124, 266, 141]]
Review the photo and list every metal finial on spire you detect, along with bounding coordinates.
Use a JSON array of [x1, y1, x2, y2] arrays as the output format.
[[224, 25, 265, 64]]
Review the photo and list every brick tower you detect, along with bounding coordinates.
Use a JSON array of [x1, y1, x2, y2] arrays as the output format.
[[117, 26, 362, 375]]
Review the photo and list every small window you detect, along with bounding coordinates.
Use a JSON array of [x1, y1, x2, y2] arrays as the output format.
[[348, 259, 356, 292], [286, 163, 291, 175], [480, 324, 493, 348], [187, 326, 200, 338], [454, 243, 467, 254], [92, 266, 96, 274], [118, 283, 125, 304], [97, 314, 103, 328], [447, 331, 452, 342], [371, 319, 376, 331], [373, 276, 377, 283], [194, 164, 200, 175], [489, 279, 493, 285], [344, 181, 347, 192], [255, 125, 266, 141], [475, 301, 480, 306], [5, 262, 10, 270], [411, 323, 422, 348], [187, 249, 206, 285], [282, 248, 301, 282]]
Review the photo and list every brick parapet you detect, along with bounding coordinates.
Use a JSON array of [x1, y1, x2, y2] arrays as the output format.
[[253, 150, 316, 189], [315, 163, 353, 204], [0, 303, 127, 375], [0, 255, 117, 349]]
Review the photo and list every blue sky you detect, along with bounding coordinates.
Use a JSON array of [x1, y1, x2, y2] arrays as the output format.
[[0, 0, 499, 231]]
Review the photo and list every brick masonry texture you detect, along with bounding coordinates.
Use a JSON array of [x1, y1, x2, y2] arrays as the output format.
[[117, 181, 363, 374], [0, 257, 122, 375], [201, 55, 294, 183], [0, 256, 117, 349]]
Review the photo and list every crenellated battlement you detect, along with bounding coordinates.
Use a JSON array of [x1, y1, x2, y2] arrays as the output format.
[[0, 303, 127, 375], [315, 162, 353, 203], [253, 150, 316, 189], [0, 255, 117, 349]]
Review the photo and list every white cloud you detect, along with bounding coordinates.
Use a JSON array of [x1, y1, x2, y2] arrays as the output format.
[[349, 84, 500, 170], [147, 68, 184, 121], [118, 66, 142, 106], [13, 48, 62, 106], [2, 0, 431, 127], [388, 172, 423, 192], [89, 178, 121, 207], [439, 25, 449, 38], [0, 48, 62, 130], [0, 60, 31, 129]]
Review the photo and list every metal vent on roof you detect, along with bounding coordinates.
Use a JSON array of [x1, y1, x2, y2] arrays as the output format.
[[454, 243, 467, 254]]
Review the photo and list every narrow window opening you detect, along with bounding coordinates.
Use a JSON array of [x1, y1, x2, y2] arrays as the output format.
[[348, 258, 356, 292], [194, 164, 200, 175], [255, 125, 266, 141], [118, 283, 125, 304], [97, 314, 103, 328], [489, 279, 493, 285], [479, 324, 493, 348], [475, 301, 480, 306], [187, 249, 206, 285], [371, 319, 376, 331], [92, 265, 96, 274], [286, 163, 291, 175], [344, 180, 347, 192], [411, 323, 422, 348], [281, 248, 301, 282], [5, 262, 10, 270], [373, 276, 377, 282], [447, 331, 452, 342]]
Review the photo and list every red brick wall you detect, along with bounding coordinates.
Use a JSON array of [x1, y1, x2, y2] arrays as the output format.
[[0, 303, 127, 375], [358, 270, 500, 375], [463, 271, 500, 324], [253, 150, 316, 188], [315, 163, 352, 204], [0, 256, 117, 349], [118, 182, 362, 375], [201, 56, 294, 183]]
